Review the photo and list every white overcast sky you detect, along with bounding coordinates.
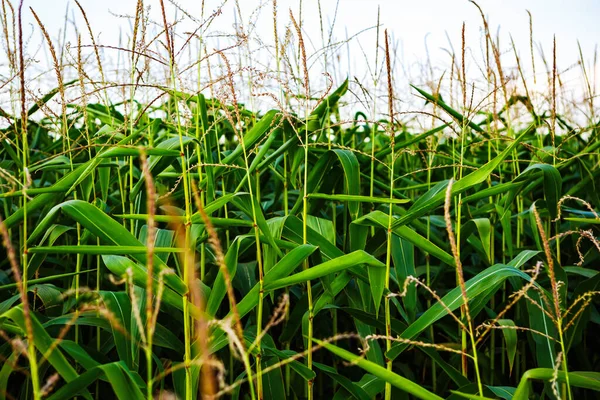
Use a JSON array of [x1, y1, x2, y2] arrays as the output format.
[[10, 0, 600, 115], [22, 0, 600, 64]]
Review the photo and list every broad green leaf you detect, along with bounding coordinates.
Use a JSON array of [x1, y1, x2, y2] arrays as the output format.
[[0, 306, 91, 399], [261, 356, 287, 400], [283, 215, 344, 260], [315, 339, 443, 400], [526, 290, 558, 368], [46, 362, 145, 400], [234, 126, 281, 193], [231, 194, 283, 258], [391, 235, 417, 322], [205, 235, 254, 317], [513, 369, 600, 399], [313, 362, 371, 400], [263, 250, 384, 292], [262, 347, 316, 382], [308, 193, 410, 204], [309, 79, 348, 123], [375, 123, 448, 159], [28, 200, 186, 296], [129, 135, 197, 199], [0, 352, 18, 400], [387, 261, 549, 360], [101, 255, 190, 317], [496, 319, 517, 375], [514, 163, 562, 219], [27, 223, 73, 279], [486, 385, 516, 399], [462, 218, 492, 264], [305, 215, 336, 245], [4, 127, 145, 229], [99, 291, 136, 370], [390, 123, 533, 229], [448, 391, 496, 400], [332, 374, 385, 400], [0, 270, 94, 292], [28, 245, 184, 255], [354, 210, 455, 266], [411, 85, 484, 133], [331, 149, 361, 220], [564, 217, 600, 224], [212, 110, 281, 179]]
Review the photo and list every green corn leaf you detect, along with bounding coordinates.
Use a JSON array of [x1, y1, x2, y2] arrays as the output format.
[[101, 255, 190, 316], [309, 79, 348, 123], [486, 386, 516, 400], [354, 210, 455, 266], [46, 362, 145, 400], [230, 194, 283, 258], [411, 85, 484, 132], [315, 339, 443, 400], [3, 127, 145, 229], [391, 123, 533, 229], [28, 200, 186, 296], [513, 369, 600, 399], [496, 319, 518, 375], [211, 109, 281, 180], [331, 149, 361, 220], [313, 362, 371, 400], [28, 245, 184, 255], [391, 235, 417, 322], [233, 244, 317, 319], [509, 163, 562, 219], [263, 250, 385, 292], [0, 270, 94, 292], [129, 135, 197, 199], [387, 260, 550, 360], [0, 306, 91, 399], [205, 235, 254, 317], [308, 193, 410, 204], [461, 218, 492, 264]]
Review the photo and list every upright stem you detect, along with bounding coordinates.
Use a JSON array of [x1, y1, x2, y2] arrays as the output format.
[[558, 325, 573, 400], [302, 97, 314, 398], [426, 145, 436, 390], [17, 3, 39, 397], [164, 40, 194, 400], [289, 10, 314, 399], [370, 7, 380, 239], [303, 146, 314, 400], [383, 30, 394, 400]]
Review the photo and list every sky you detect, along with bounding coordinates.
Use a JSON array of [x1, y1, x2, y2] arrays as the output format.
[[8, 0, 600, 115], [20, 0, 600, 65]]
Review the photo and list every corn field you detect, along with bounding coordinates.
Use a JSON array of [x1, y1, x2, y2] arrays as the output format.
[[1, 1, 600, 399]]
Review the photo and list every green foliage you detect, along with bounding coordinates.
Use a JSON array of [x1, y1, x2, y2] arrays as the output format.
[[1, 6, 600, 400]]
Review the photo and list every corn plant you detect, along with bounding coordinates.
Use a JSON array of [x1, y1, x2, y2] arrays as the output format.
[[1, 1, 600, 399]]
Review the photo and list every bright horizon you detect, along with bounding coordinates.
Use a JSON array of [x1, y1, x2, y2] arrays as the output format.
[[6, 0, 600, 119]]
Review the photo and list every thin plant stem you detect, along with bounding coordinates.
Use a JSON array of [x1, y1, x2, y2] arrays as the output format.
[[383, 29, 394, 400]]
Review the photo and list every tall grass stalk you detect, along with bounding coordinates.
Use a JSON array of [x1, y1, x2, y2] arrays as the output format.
[[217, 50, 267, 398], [140, 154, 156, 400], [2, 2, 600, 399], [383, 29, 395, 400], [533, 206, 573, 400], [445, 180, 484, 395], [289, 9, 315, 399], [456, 21, 469, 376], [17, 2, 36, 396], [370, 7, 380, 237], [273, 3, 292, 393], [158, 1, 194, 397]]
